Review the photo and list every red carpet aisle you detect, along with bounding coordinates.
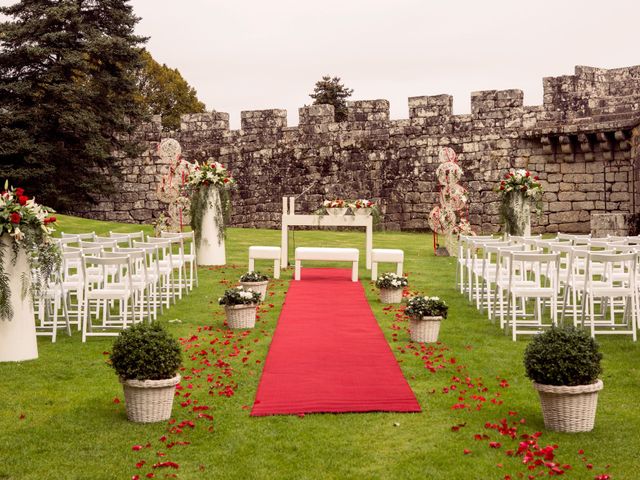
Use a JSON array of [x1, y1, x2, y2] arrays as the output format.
[[251, 268, 421, 416]]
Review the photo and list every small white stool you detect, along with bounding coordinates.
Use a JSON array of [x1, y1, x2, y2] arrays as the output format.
[[248, 246, 281, 279], [371, 249, 404, 280], [294, 247, 359, 282]]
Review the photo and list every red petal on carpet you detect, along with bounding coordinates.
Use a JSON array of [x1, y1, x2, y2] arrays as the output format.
[[251, 268, 421, 416]]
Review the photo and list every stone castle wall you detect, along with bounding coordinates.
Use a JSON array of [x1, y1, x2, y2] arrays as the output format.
[[74, 65, 640, 233]]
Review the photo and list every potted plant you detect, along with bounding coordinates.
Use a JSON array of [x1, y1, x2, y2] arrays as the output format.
[[322, 199, 347, 216], [523, 326, 603, 433], [0, 182, 60, 362], [109, 322, 182, 423], [375, 272, 408, 304], [219, 286, 261, 329], [239, 271, 269, 300], [405, 295, 448, 343]]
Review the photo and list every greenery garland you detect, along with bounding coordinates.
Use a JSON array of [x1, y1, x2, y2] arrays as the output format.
[[190, 185, 232, 247]]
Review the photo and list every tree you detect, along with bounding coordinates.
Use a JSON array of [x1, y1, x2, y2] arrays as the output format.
[[309, 75, 353, 122], [0, 0, 147, 210], [136, 50, 206, 131]]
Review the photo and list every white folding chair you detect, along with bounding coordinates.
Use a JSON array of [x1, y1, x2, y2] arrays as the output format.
[[581, 251, 638, 341], [81, 255, 137, 342], [133, 240, 174, 309], [34, 260, 70, 342], [110, 231, 145, 248], [161, 231, 198, 290], [506, 252, 560, 341]]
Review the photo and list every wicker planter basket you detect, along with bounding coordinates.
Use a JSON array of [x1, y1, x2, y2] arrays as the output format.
[[409, 316, 442, 343], [121, 374, 181, 423], [533, 380, 603, 432], [239, 280, 268, 301], [225, 304, 258, 329], [379, 287, 403, 304]]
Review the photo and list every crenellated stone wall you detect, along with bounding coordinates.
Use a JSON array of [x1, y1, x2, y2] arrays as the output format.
[[73, 65, 640, 233]]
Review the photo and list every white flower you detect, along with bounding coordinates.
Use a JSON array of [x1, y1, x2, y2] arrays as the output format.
[[10, 227, 24, 242], [430, 296, 440, 301]]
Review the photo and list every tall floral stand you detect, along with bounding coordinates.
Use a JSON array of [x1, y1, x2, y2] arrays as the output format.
[[0, 236, 38, 362], [196, 187, 226, 266], [503, 192, 532, 236]]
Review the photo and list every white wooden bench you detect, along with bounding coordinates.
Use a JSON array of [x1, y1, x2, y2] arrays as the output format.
[[248, 246, 281, 279], [371, 248, 404, 280], [294, 247, 359, 281]]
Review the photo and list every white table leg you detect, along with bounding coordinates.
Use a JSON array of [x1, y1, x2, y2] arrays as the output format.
[[366, 219, 372, 269], [396, 261, 403, 276], [371, 261, 378, 281], [274, 259, 281, 279], [281, 220, 288, 269], [352, 261, 359, 282], [248, 257, 255, 271], [294, 260, 301, 280]]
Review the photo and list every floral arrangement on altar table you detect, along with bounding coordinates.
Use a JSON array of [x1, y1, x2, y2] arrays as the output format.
[[218, 286, 261, 306], [375, 272, 408, 290], [323, 199, 346, 209], [405, 295, 449, 319], [349, 199, 374, 209], [0, 182, 61, 320], [187, 159, 235, 245]]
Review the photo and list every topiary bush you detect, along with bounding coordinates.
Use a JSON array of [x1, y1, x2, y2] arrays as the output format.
[[523, 326, 602, 386], [109, 322, 182, 381]]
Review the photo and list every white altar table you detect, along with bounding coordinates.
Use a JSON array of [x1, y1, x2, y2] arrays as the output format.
[[280, 197, 373, 269]]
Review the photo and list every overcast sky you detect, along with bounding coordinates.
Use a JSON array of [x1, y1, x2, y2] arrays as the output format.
[[4, 0, 640, 128]]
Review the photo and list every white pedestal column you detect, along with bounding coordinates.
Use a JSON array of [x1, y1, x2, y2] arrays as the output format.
[[196, 187, 226, 266], [0, 236, 38, 362]]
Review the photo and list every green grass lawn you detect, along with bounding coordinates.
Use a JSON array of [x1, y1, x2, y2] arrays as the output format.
[[1, 215, 638, 479]]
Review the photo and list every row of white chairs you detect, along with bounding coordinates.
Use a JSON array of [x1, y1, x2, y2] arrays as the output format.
[[457, 233, 640, 341], [35, 230, 199, 342]]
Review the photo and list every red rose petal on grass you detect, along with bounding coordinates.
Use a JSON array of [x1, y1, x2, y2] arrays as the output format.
[[578, 449, 584, 454], [463, 449, 472, 455], [18, 413, 25, 420], [132, 445, 143, 451], [489, 442, 502, 449], [132, 476, 139, 480], [113, 397, 121, 404], [145, 474, 154, 478]]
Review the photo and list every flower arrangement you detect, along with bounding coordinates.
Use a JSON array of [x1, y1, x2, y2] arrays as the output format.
[[375, 273, 408, 290], [323, 199, 346, 209], [405, 296, 448, 319], [187, 160, 234, 189], [349, 199, 374, 209], [239, 271, 269, 283], [187, 158, 235, 245], [0, 182, 61, 320], [218, 286, 261, 306], [496, 169, 544, 235], [496, 169, 543, 201]]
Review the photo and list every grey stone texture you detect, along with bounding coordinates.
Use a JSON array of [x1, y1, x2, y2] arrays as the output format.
[[73, 65, 640, 234]]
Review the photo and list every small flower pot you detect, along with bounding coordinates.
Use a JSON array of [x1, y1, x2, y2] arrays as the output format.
[[409, 316, 442, 343], [120, 374, 181, 423], [379, 287, 403, 304], [326, 207, 348, 216], [352, 207, 372, 216], [239, 280, 268, 301], [533, 380, 603, 432], [225, 304, 258, 329]]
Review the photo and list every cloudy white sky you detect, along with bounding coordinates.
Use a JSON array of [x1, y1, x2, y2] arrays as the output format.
[[4, 0, 640, 128]]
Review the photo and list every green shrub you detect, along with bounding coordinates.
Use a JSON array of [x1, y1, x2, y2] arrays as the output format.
[[109, 322, 182, 381], [523, 326, 602, 386], [405, 296, 448, 319], [240, 271, 269, 282]]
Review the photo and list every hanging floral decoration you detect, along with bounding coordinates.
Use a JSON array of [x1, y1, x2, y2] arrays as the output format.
[[156, 139, 194, 233], [428, 147, 474, 250]]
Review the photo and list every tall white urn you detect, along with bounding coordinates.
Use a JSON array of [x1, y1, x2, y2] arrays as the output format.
[[0, 235, 38, 362], [196, 187, 226, 266]]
